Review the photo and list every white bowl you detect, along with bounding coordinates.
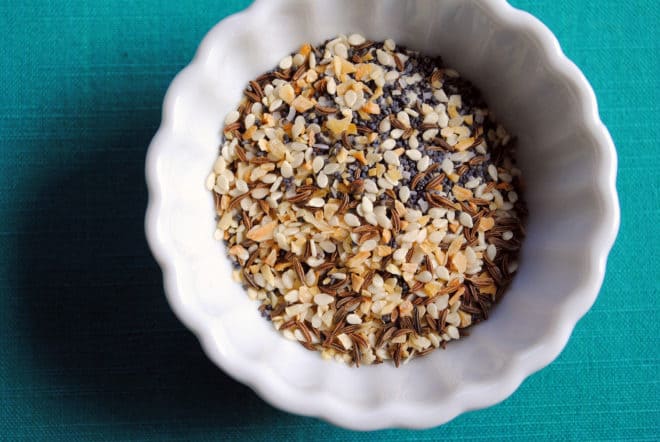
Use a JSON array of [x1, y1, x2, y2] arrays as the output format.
[[145, 0, 619, 430]]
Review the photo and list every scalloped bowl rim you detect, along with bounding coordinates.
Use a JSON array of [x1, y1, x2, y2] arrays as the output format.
[[145, 0, 619, 430]]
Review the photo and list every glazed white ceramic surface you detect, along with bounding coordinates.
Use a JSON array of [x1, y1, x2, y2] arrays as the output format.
[[145, 0, 619, 430]]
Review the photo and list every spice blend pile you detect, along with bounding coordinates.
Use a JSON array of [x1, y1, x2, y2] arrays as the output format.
[[207, 35, 526, 366]]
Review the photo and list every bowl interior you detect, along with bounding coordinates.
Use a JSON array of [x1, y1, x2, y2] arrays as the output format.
[[149, 0, 616, 428]]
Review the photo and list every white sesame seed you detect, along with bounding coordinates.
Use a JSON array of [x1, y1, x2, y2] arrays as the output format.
[[416, 271, 433, 283], [488, 164, 498, 181], [417, 156, 431, 172], [390, 128, 404, 139], [317, 172, 328, 188], [376, 49, 393, 66], [396, 111, 411, 127], [314, 293, 334, 306], [406, 149, 422, 161], [319, 240, 336, 253], [360, 239, 378, 252], [307, 197, 325, 208], [205, 173, 216, 191], [251, 187, 269, 199], [422, 129, 439, 141], [377, 177, 393, 190], [323, 162, 340, 174], [384, 70, 400, 83], [447, 325, 460, 340], [459, 212, 474, 228], [346, 313, 362, 325], [235, 179, 248, 194], [243, 113, 256, 130], [361, 196, 373, 213], [334, 42, 348, 59], [429, 230, 444, 244], [280, 161, 293, 178], [405, 107, 419, 117], [364, 212, 378, 226], [312, 156, 325, 173], [261, 173, 277, 184], [502, 230, 514, 241], [408, 134, 419, 149], [423, 112, 439, 124], [398, 186, 411, 203], [344, 213, 360, 227], [486, 244, 497, 261], [437, 112, 449, 128], [384, 38, 396, 51], [441, 157, 454, 175], [381, 138, 396, 150], [344, 89, 357, 108], [348, 33, 366, 46], [292, 53, 305, 67], [383, 150, 399, 166], [279, 55, 293, 70], [326, 77, 336, 95], [363, 179, 379, 194], [508, 191, 518, 203], [224, 110, 240, 125], [379, 118, 391, 133]]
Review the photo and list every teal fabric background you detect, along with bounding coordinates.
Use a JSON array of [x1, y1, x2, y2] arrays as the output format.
[[0, 0, 658, 440]]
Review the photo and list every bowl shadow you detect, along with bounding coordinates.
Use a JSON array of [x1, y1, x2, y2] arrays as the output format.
[[11, 84, 285, 428]]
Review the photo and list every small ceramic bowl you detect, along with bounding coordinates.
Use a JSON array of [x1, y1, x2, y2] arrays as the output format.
[[145, 0, 619, 430]]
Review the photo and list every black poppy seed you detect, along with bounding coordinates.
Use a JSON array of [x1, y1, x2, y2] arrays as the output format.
[[260, 304, 273, 320], [400, 279, 411, 295]]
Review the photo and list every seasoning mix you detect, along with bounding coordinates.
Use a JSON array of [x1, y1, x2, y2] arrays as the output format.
[[207, 35, 526, 366]]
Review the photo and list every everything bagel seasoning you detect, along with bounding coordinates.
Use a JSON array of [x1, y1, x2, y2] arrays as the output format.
[[208, 35, 526, 366]]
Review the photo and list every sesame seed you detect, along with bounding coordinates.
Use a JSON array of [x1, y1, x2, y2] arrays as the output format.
[[279, 55, 293, 70], [361, 196, 373, 213], [344, 213, 360, 227], [384, 150, 400, 166], [376, 49, 393, 66], [417, 156, 431, 172], [348, 33, 366, 46], [381, 138, 396, 150], [224, 110, 240, 125], [459, 212, 474, 228], [406, 149, 422, 161]]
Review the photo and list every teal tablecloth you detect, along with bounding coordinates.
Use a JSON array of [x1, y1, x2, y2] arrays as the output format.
[[0, 1, 658, 440]]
